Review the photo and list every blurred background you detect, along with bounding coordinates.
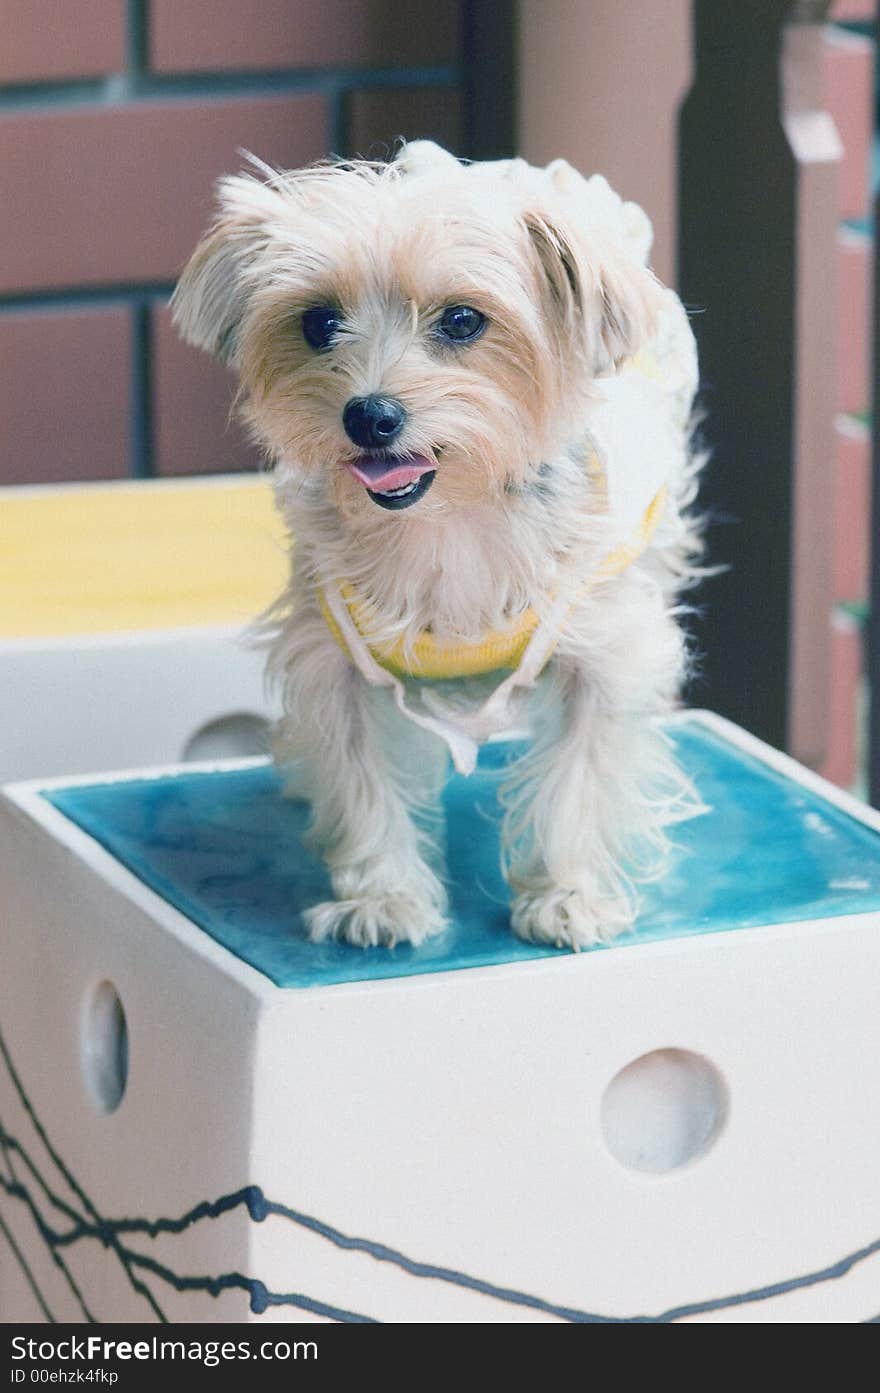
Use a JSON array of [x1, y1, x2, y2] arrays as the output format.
[[0, 0, 877, 799]]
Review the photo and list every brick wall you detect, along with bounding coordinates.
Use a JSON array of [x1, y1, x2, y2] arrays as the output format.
[[0, 0, 465, 486], [821, 0, 876, 789]]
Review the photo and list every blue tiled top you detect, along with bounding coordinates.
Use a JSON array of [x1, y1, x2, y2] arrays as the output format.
[[44, 719, 880, 988]]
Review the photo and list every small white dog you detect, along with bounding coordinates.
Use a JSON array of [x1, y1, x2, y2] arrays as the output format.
[[173, 140, 703, 951]]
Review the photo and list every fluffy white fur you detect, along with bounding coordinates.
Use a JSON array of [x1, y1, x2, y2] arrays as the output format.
[[172, 141, 704, 951]]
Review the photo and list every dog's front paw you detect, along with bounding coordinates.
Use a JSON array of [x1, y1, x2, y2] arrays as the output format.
[[511, 883, 633, 951], [303, 893, 446, 949]]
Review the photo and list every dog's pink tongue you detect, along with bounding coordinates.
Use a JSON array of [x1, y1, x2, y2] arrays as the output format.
[[346, 454, 435, 492]]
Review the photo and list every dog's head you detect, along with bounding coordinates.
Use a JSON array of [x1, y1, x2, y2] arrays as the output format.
[[173, 142, 662, 518]]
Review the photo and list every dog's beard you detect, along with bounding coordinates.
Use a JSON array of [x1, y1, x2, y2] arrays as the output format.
[[247, 383, 579, 525]]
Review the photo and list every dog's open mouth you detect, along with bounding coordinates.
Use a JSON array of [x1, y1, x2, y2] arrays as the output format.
[[345, 454, 436, 511]]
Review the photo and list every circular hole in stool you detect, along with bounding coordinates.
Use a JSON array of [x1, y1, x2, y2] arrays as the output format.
[[601, 1048, 725, 1174], [181, 712, 271, 763], [82, 981, 129, 1114]]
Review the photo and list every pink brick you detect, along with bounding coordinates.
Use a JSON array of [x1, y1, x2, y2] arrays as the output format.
[[0, 0, 125, 84], [837, 229, 872, 416], [822, 27, 874, 222], [152, 306, 263, 477], [0, 96, 327, 295], [830, 0, 876, 20], [150, 0, 461, 73], [831, 417, 871, 604], [819, 611, 863, 789], [0, 308, 129, 486]]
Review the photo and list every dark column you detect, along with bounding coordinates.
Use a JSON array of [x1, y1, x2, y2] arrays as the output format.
[[461, 0, 518, 160], [679, 0, 837, 760]]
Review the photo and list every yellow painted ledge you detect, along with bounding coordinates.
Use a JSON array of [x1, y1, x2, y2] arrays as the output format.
[[0, 476, 289, 639]]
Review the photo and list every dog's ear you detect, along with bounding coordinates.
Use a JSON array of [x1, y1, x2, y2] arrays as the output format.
[[172, 174, 276, 363], [594, 239, 661, 372], [524, 212, 583, 323], [525, 210, 660, 374]]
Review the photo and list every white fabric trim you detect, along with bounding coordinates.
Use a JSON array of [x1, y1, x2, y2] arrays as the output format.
[[321, 582, 570, 776]]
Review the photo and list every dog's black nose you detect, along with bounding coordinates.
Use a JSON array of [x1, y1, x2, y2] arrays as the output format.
[[343, 395, 407, 449]]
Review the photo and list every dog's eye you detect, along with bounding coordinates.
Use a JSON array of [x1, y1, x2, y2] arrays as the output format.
[[302, 306, 341, 351], [436, 305, 487, 343]]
